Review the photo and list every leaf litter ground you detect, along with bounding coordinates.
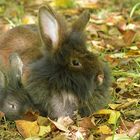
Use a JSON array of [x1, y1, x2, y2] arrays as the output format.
[[0, 0, 140, 139]]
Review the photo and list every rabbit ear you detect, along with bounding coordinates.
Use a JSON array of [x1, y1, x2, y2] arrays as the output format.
[[0, 71, 5, 88], [71, 10, 90, 32], [9, 53, 23, 82], [39, 5, 60, 50]]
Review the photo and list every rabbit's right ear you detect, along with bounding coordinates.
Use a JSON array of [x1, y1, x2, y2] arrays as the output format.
[[9, 53, 23, 82], [71, 10, 90, 33], [38, 5, 66, 51], [0, 71, 5, 88]]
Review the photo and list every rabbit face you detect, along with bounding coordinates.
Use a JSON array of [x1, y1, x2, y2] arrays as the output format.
[[0, 53, 34, 120], [0, 88, 33, 120]]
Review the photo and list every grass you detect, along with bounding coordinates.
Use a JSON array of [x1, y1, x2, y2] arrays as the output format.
[[0, 120, 23, 140], [0, 0, 140, 139]]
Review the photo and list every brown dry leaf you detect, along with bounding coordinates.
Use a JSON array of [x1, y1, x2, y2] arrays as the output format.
[[123, 30, 136, 45], [105, 14, 125, 26], [116, 98, 138, 110], [0, 111, 5, 120], [78, 117, 95, 129], [50, 119, 69, 132], [57, 116, 73, 127], [128, 122, 140, 137], [22, 110, 39, 121], [98, 32, 126, 48], [97, 125, 112, 134], [16, 120, 39, 138], [118, 119, 132, 133], [108, 104, 121, 110], [72, 127, 89, 140], [104, 55, 120, 67]]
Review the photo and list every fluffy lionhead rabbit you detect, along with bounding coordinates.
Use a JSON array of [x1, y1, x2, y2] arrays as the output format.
[[0, 53, 34, 120], [26, 5, 111, 119]]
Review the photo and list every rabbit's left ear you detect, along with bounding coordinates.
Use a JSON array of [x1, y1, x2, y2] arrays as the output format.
[[38, 5, 67, 51], [9, 53, 23, 82], [71, 10, 90, 32]]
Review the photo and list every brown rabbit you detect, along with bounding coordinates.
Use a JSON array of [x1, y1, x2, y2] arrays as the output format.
[[0, 4, 111, 119], [0, 25, 42, 66]]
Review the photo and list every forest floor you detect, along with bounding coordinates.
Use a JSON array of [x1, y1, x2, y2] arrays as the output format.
[[0, 0, 140, 139]]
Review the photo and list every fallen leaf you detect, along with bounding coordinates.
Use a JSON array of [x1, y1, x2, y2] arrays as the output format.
[[16, 120, 39, 138], [75, 130, 84, 140], [38, 125, 51, 136], [123, 30, 136, 45], [128, 122, 140, 137], [78, 117, 95, 129], [23, 110, 38, 121], [109, 104, 121, 110], [116, 99, 138, 110], [97, 125, 112, 134], [95, 109, 121, 124], [0, 111, 5, 120], [108, 110, 120, 125], [50, 119, 69, 132], [57, 116, 73, 127], [106, 133, 140, 140]]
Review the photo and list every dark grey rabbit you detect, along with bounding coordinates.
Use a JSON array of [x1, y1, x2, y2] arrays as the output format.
[[25, 5, 111, 119], [0, 53, 34, 120]]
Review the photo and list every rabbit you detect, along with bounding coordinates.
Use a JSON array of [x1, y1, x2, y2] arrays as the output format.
[[0, 53, 34, 120], [24, 5, 111, 119], [0, 24, 42, 66]]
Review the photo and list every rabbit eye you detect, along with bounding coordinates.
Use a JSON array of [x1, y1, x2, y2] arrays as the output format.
[[9, 104, 17, 110], [71, 58, 82, 67]]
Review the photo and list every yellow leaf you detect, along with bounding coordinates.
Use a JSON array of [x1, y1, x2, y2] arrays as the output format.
[[95, 109, 121, 124], [39, 126, 51, 136], [108, 111, 120, 124], [16, 120, 39, 138], [97, 125, 112, 134], [96, 109, 112, 114]]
